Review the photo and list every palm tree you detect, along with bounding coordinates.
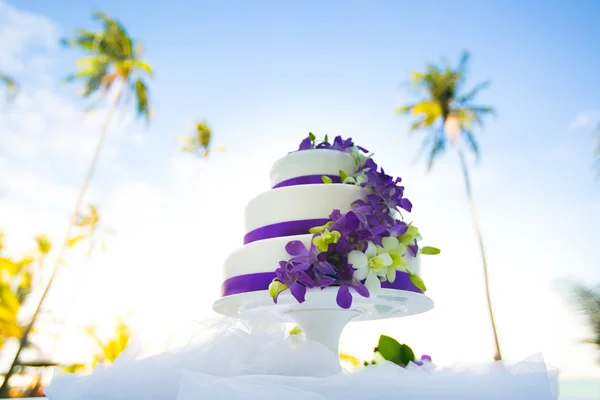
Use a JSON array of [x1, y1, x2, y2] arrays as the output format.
[[569, 282, 600, 362], [396, 51, 501, 360], [177, 121, 224, 158], [0, 11, 153, 396], [0, 73, 18, 100]]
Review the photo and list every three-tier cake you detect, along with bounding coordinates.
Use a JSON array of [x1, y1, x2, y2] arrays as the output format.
[[217, 134, 438, 315]]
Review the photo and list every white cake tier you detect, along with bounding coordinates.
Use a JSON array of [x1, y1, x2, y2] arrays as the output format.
[[269, 149, 357, 188], [223, 233, 421, 280], [224, 234, 311, 279], [244, 184, 367, 234]]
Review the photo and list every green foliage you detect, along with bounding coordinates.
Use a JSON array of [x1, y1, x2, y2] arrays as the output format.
[[373, 335, 416, 367], [64, 317, 133, 375], [321, 175, 333, 184], [396, 51, 494, 169], [339, 170, 350, 182], [0, 231, 51, 350], [408, 271, 427, 291], [177, 121, 224, 158], [420, 246, 441, 255], [87, 318, 132, 365], [62, 10, 153, 121], [569, 282, 600, 361], [0, 73, 18, 101]]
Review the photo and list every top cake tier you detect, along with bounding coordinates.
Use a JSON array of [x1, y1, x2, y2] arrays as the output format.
[[269, 149, 357, 189], [243, 150, 364, 244]]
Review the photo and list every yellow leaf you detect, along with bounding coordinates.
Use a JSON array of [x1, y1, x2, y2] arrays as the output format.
[[0, 306, 16, 322], [0, 287, 20, 313]]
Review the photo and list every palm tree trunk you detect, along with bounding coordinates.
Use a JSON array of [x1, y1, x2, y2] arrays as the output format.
[[456, 146, 503, 361], [0, 84, 125, 397]]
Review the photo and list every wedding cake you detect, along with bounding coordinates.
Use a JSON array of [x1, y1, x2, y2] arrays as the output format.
[[220, 134, 438, 310]]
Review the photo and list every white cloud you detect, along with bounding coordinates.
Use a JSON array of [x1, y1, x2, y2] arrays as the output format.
[[0, 0, 58, 74], [569, 110, 600, 130]]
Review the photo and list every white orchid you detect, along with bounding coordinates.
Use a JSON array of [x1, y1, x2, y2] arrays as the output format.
[[380, 236, 409, 279], [399, 224, 422, 247], [348, 241, 393, 295]]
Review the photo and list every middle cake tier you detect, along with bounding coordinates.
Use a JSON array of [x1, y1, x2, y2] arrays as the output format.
[[243, 184, 367, 244]]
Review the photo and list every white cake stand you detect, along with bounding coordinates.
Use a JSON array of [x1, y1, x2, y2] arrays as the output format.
[[213, 287, 433, 354]]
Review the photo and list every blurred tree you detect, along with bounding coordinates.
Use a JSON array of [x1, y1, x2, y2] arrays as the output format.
[[396, 51, 501, 360], [177, 121, 225, 158], [0, 11, 154, 396], [570, 282, 600, 362], [0, 233, 51, 350], [0, 73, 18, 101], [64, 317, 132, 375]]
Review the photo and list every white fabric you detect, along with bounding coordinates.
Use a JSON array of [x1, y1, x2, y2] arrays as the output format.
[[45, 318, 559, 400]]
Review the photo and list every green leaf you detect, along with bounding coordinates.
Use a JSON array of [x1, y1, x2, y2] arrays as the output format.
[[321, 175, 333, 184], [339, 170, 349, 181], [324, 134, 329, 143], [376, 335, 402, 362], [376, 335, 416, 367], [409, 272, 427, 291], [308, 132, 316, 141], [398, 344, 416, 366], [268, 279, 287, 299], [133, 78, 150, 122], [289, 325, 302, 335], [420, 246, 440, 255]]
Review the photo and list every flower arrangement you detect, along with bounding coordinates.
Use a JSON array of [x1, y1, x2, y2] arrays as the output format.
[[269, 133, 440, 309]]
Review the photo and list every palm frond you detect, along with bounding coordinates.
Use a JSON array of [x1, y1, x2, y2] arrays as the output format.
[[456, 80, 491, 104], [133, 78, 150, 122], [427, 130, 447, 171], [462, 130, 481, 162], [455, 51, 470, 85], [131, 60, 153, 77], [395, 104, 418, 114]]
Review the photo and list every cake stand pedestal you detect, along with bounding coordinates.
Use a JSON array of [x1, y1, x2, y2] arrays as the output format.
[[213, 287, 433, 355]]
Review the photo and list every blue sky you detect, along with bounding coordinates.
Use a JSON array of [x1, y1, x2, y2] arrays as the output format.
[[1, 0, 599, 379]]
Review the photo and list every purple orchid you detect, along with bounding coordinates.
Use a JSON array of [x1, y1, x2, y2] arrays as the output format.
[[298, 137, 313, 150], [316, 136, 355, 152], [331, 209, 385, 248], [285, 240, 337, 275], [361, 169, 413, 213], [408, 241, 419, 257], [415, 355, 433, 366], [297, 134, 355, 153], [333, 262, 370, 309], [274, 260, 316, 303], [388, 220, 408, 237], [361, 157, 378, 171]]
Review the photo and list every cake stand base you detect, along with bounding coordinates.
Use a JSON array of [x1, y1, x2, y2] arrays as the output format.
[[213, 287, 433, 354]]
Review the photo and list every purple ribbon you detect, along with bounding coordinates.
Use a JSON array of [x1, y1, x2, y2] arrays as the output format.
[[273, 174, 341, 189], [221, 271, 423, 297], [244, 218, 330, 244]]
